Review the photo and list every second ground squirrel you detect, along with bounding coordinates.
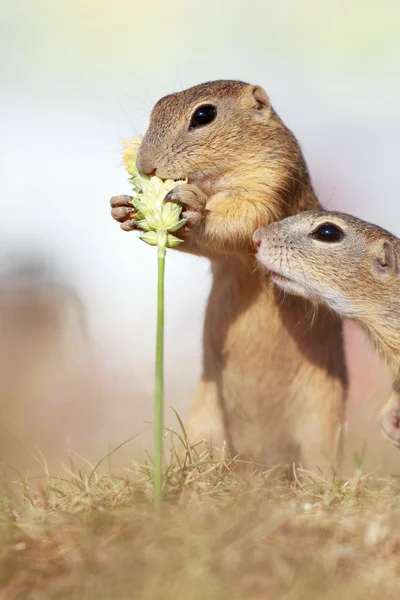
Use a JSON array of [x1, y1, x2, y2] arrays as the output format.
[[254, 210, 400, 447]]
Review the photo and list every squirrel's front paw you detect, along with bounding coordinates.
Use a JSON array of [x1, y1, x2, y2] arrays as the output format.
[[380, 405, 400, 448], [164, 184, 207, 230], [110, 195, 138, 231]]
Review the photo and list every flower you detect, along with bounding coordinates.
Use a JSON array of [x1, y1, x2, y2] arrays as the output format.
[[122, 137, 142, 178], [122, 139, 187, 248]]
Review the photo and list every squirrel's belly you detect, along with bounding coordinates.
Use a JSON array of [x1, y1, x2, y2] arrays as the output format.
[[205, 286, 346, 464]]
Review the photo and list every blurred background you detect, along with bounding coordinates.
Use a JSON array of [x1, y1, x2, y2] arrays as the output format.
[[0, 0, 399, 481]]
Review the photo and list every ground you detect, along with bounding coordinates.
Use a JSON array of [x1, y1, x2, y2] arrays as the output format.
[[1, 434, 400, 600]]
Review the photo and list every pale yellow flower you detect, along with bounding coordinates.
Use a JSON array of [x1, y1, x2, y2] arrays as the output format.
[[122, 137, 142, 178], [122, 138, 187, 248]]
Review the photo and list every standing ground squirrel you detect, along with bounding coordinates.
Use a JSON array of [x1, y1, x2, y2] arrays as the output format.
[[111, 80, 348, 472], [253, 210, 400, 447]]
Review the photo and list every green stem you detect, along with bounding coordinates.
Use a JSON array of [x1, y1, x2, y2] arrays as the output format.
[[154, 237, 166, 511]]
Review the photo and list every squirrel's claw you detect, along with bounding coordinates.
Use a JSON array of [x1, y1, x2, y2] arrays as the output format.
[[110, 194, 134, 209], [110, 195, 137, 230], [164, 184, 206, 213], [164, 184, 207, 231], [120, 219, 139, 232], [111, 206, 134, 221], [164, 188, 180, 204]]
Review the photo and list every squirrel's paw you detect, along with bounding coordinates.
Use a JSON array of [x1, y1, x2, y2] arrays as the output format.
[[110, 195, 138, 231], [380, 405, 400, 448], [164, 184, 207, 229]]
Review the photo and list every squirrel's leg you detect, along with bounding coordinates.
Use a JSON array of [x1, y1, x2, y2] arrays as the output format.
[[186, 379, 227, 456], [203, 191, 282, 252], [112, 186, 281, 253], [293, 373, 345, 475], [165, 185, 282, 255]]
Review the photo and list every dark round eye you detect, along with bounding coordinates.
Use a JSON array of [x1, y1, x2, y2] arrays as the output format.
[[311, 223, 344, 242], [189, 104, 217, 130]]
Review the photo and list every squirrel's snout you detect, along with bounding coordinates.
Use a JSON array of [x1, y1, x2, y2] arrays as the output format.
[[252, 228, 266, 250], [136, 149, 156, 176]]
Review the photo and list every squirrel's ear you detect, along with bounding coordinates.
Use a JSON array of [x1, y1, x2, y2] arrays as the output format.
[[375, 240, 399, 274], [251, 86, 270, 111]]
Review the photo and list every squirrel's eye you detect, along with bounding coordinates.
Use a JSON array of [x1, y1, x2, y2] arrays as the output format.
[[311, 223, 344, 242], [189, 104, 217, 130]]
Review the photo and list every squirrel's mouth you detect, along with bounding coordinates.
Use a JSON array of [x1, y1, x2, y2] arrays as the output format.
[[269, 270, 293, 284]]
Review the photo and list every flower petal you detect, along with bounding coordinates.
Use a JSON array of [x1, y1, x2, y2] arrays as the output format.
[[139, 231, 158, 246]]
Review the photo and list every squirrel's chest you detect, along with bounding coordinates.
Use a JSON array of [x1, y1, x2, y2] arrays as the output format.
[[205, 280, 300, 372]]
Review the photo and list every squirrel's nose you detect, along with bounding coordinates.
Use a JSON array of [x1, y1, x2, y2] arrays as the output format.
[[252, 228, 265, 250], [136, 150, 156, 176]]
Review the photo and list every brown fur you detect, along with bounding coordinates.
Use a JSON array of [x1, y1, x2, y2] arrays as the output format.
[[254, 210, 400, 446], [111, 80, 348, 472]]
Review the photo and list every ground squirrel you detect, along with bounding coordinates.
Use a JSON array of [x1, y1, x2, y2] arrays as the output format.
[[111, 80, 348, 472], [253, 210, 400, 447]]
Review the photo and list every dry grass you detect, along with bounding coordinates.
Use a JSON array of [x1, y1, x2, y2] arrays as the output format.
[[1, 427, 400, 600]]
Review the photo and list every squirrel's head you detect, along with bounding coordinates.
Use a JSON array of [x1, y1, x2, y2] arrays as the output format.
[[136, 80, 286, 183], [253, 211, 400, 318]]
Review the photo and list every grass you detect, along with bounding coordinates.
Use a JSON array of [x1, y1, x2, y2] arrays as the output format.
[[1, 426, 400, 600]]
